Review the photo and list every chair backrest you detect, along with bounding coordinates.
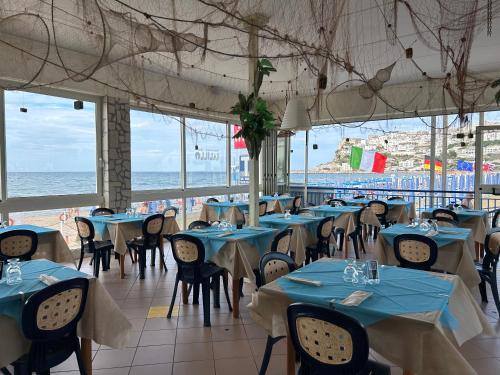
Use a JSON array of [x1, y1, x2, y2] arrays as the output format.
[[74, 217, 96, 243], [393, 234, 438, 271], [170, 233, 205, 267], [163, 206, 178, 218], [287, 303, 369, 374], [435, 217, 458, 228], [492, 209, 500, 228], [271, 228, 293, 254], [188, 220, 211, 230], [388, 196, 403, 201], [259, 201, 268, 216], [91, 207, 115, 216], [206, 197, 219, 203], [292, 196, 302, 213], [368, 200, 388, 216], [328, 199, 347, 207], [317, 216, 334, 243], [432, 208, 458, 221], [259, 252, 295, 285], [22, 277, 89, 341], [0, 229, 38, 261], [142, 214, 164, 248], [484, 227, 500, 267]]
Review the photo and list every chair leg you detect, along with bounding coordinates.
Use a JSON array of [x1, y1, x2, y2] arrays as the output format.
[[213, 274, 221, 309], [350, 233, 360, 259], [167, 274, 180, 319], [338, 232, 344, 255], [489, 275, 500, 315], [150, 247, 156, 267], [77, 249, 84, 270], [74, 338, 87, 375], [358, 233, 366, 254], [138, 249, 146, 279], [159, 248, 167, 271], [193, 282, 200, 305], [128, 248, 135, 264], [479, 280, 488, 303], [239, 278, 245, 298], [93, 252, 101, 278], [201, 279, 211, 327], [222, 271, 232, 312], [373, 227, 378, 240], [259, 336, 284, 375]]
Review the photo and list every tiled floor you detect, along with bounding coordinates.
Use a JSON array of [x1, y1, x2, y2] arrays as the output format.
[[39, 238, 500, 374]]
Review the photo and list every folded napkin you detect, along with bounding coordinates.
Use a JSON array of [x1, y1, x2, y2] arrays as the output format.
[[247, 226, 270, 231], [284, 276, 322, 287], [39, 274, 60, 286], [215, 231, 233, 238], [341, 291, 372, 306]]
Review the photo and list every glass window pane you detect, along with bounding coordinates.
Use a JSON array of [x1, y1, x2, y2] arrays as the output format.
[[185, 195, 227, 227], [132, 199, 183, 229], [290, 132, 306, 184], [186, 119, 227, 187], [231, 125, 249, 185], [5, 91, 96, 197], [130, 110, 181, 190]]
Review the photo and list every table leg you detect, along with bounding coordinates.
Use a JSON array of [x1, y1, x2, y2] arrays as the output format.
[[232, 277, 240, 318], [81, 338, 92, 375], [120, 255, 125, 279], [287, 335, 295, 375], [182, 281, 189, 304]]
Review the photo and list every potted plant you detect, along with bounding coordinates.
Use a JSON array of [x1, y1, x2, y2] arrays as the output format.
[[492, 78, 500, 105], [231, 59, 276, 224]]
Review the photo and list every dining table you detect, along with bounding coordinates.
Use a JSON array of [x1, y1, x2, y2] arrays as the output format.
[[308, 205, 381, 255], [0, 259, 131, 375], [88, 213, 180, 278], [259, 213, 324, 265], [346, 198, 416, 223], [0, 225, 75, 265], [248, 258, 494, 375], [260, 195, 295, 213], [375, 224, 480, 288], [181, 226, 277, 317], [199, 201, 249, 225]]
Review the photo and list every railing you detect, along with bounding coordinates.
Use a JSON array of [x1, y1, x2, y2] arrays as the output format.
[[290, 185, 500, 216]]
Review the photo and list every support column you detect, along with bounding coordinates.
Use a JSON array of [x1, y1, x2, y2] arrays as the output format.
[[441, 115, 448, 206], [102, 97, 131, 212], [429, 116, 436, 207]]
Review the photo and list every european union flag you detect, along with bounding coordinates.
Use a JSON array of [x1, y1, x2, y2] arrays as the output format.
[[457, 160, 474, 171]]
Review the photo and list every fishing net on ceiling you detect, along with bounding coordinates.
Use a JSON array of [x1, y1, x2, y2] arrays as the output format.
[[0, 0, 498, 130]]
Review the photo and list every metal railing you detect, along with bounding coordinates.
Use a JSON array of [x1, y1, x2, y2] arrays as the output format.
[[290, 185, 500, 216]]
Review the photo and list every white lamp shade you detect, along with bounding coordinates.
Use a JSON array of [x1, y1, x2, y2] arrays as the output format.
[[281, 98, 312, 131]]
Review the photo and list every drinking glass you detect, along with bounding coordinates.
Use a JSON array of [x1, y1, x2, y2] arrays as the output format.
[[366, 260, 380, 284], [284, 210, 292, 219], [353, 261, 368, 285], [419, 219, 430, 232], [6, 258, 22, 285], [343, 258, 356, 282]]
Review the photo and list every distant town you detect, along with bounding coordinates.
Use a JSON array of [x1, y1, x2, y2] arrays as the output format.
[[300, 123, 500, 174]]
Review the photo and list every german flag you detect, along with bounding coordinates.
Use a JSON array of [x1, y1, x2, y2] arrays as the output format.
[[424, 156, 442, 172]]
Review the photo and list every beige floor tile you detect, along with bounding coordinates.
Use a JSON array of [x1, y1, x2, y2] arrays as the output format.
[[133, 344, 175, 366], [253, 354, 287, 375], [174, 342, 214, 362], [211, 325, 247, 341], [244, 323, 268, 339], [213, 340, 253, 359], [215, 357, 258, 375], [138, 329, 176, 346], [171, 360, 216, 375], [130, 363, 173, 375], [143, 317, 178, 330], [93, 348, 136, 369], [175, 327, 212, 343]]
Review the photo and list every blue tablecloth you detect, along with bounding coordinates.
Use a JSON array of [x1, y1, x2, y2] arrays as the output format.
[[276, 260, 457, 329], [422, 208, 488, 223], [380, 223, 472, 248], [261, 195, 294, 207], [205, 202, 249, 218], [308, 205, 361, 218], [346, 199, 413, 211], [88, 213, 147, 238], [0, 260, 88, 325], [0, 225, 57, 235], [182, 227, 276, 260], [259, 213, 322, 234]]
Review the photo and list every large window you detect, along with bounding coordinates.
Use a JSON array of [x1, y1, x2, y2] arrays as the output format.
[[290, 131, 306, 184], [231, 125, 249, 185], [130, 110, 181, 190], [185, 118, 227, 187], [5, 91, 97, 197]]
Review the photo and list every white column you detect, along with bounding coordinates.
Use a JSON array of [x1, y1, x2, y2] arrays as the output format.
[[304, 130, 309, 204], [441, 115, 448, 206], [429, 116, 436, 207]]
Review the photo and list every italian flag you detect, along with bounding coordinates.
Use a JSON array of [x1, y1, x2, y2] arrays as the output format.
[[350, 146, 387, 173]]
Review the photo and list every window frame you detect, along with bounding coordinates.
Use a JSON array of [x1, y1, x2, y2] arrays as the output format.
[[0, 87, 103, 220]]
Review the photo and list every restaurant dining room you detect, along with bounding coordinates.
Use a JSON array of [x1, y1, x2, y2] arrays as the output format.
[[1, 0, 500, 374]]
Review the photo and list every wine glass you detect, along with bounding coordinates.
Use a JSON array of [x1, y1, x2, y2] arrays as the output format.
[[343, 258, 356, 282], [6, 258, 22, 285]]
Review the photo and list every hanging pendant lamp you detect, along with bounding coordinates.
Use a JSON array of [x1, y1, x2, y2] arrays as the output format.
[[280, 98, 312, 131]]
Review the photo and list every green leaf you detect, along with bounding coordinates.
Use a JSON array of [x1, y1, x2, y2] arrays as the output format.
[[491, 78, 500, 88], [496, 90, 500, 105]]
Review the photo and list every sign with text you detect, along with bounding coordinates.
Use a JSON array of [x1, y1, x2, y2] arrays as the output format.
[[233, 125, 246, 149]]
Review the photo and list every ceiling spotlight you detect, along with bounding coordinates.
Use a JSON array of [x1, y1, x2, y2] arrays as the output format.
[[74, 100, 84, 110]]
